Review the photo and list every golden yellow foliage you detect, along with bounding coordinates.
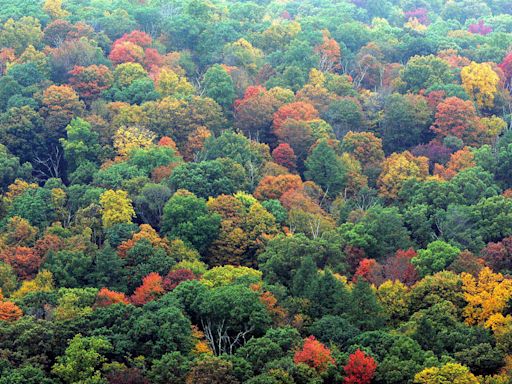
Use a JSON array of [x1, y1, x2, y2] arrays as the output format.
[[462, 267, 512, 326], [99, 189, 135, 228], [113, 125, 155, 157], [461, 62, 500, 108]]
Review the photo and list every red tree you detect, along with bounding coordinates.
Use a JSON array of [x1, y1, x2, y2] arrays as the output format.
[[163, 269, 197, 291], [343, 349, 377, 384], [353, 259, 384, 286], [383, 248, 419, 286], [481, 236, 512, 272], [130, 273, 165, 305], [499, 52, 512, 88], [294, 336, 335, 373], [0, 246, 42, 279], [272, 143, 297, 171], [69, 65, 113, 102]]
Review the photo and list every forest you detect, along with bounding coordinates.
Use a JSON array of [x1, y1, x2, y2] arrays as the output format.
[[1, 0, 512, 383]]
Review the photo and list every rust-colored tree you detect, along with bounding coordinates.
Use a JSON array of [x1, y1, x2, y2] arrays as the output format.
[[0, 301, 23, 322]]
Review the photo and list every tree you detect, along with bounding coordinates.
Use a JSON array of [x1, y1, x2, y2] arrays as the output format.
[[343, 349, 377, 384], [315, 30, 341, 73], [273, 102, 319, 137], [169, 158, 248, 199], [185, 356, 239, 384], [0, 301, 23, 322], [0, 246, 42, 279], [380, 93, 432, 153], [95, 288, 129, 307], [155, 68, 194, 98], [131, 272, 165, 305], [254, 174, 302, 200], [68, 65, 113, 103], [293, 336, 335, 373], [412, 241, 461, 277], [462, 267, 512, 326], [0, 17, 42, 55], [41, 85, 84, 136], [304, 140, 347, 197], [99, 190, 135, 228], [430, 97, 479, 145], [461, 62, 499, 108], [400, 55, 452, 92], [324, 97, 364, 139], [0, 144, 32, 192], [377, 151, 429, 199], [272, 143, 297, 172], [113, 126, 156, 158], [203, 64, 236, 110], [348, 278, 387, 331], [60, 118, 100, 173], [413, 363, 479, 384], [52, 334, 112, 384], [161, 189, 221, 254]]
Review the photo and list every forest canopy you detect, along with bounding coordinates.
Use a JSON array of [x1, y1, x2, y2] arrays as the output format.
[[1, 0, 512, 383]]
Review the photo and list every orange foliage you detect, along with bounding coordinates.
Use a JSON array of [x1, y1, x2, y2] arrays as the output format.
[[434, 147, 475, 180], [0, 301, 23, 322], [130, 272, 165, 305], [315, 30, 342, 72], [95, 288, 129, 307], [430, 97, 479, 145], [273, 102, 319, 136], [294, 336, 335, 372], [118, 224, 170, 257], [254, 174, 303, 200]]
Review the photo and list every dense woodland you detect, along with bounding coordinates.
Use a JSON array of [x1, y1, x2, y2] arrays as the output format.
[[2, 0, 512, 383]]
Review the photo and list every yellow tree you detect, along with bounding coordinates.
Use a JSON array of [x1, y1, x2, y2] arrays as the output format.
[[377, 280, 410, 325], [99, 190, 135, 228], [414, 363, 479, 384], [461, 62, 500, 108], [156, 67, 194, 97], [461, 267, 512, 326], [377, 151, 429, 199], [113, 126, 155, 157], [43, 0, 70, 19]]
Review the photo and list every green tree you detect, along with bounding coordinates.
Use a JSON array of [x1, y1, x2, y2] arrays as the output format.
[[60, 118, 101, 173], [52, 334, 112, 384], [161, 189, 221, 254], [304, 140, 347, 197], [412, 241, 461, 277], [203, 64, 236, 110]]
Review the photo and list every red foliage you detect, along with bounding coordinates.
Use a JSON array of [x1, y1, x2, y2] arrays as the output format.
[[499, 52, 512, 86], [115, 30, 153, 48], [130, 273, 165, 305], [163, 269, 197, 291], [383, 249, 419, 286], [481, 236, 512, 272], [95, 288, 129, 307], [69, 65, 113, 101], [109, 41, 145, 65], [411, 142, 452, 170], [345, 245, 367, 275], [294, 336, 335, 372], [143, 48, 163, 71], [404, 8, 429, 25], [468, 20, 493, 35], [33, 234, 64, 258], [272, 143, 297, 171], [343, 349, 377, 384], [353, 259, 384, 285], [273, 102, 319, 135], [0, 246, 42, 279], [106, 368, 149, 384], [0, 301, 23, 322], [158, 136, 178, 150]]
